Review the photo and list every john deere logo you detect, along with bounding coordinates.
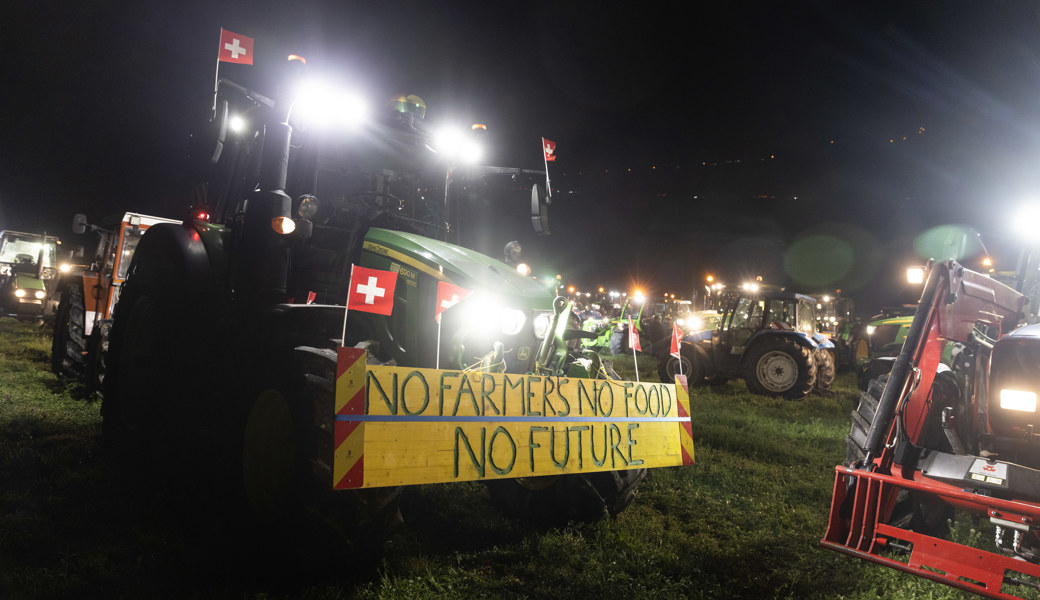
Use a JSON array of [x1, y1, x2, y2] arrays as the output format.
[[518, 347, 530, 361]]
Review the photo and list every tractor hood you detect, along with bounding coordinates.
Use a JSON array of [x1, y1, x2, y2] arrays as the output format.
[[363, 228, 554, 310]]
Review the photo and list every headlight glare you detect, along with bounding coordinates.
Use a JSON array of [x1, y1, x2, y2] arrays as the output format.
[[1000, 388, 1037, 413], [532, 312, 552, 338], [14, 289, 26, 298], [34, 290, 45, 299]]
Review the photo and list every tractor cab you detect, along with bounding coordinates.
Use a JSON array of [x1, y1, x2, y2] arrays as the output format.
[[710, 290, 817, 373]]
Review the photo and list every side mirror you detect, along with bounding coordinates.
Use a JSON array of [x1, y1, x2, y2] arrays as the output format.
[[72, 214, 88, 235], [530, 184, 550, 235]]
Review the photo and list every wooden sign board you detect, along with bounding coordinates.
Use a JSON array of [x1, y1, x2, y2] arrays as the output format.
[[333, 347, 695, 489]]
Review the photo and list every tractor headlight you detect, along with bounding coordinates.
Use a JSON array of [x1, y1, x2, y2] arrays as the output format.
[[34, 290, 45, 300], [14, 289, 26, 298], [532, 311, 553, 339], [866, 325, 876, 335], [1000, 389, 1037, 413], [461, 296, 527, 337]]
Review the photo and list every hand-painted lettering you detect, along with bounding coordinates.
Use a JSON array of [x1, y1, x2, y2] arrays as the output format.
[[401, 370, 429, 415], [366, 370, 397, 414], [627, 423, 644, 465], [481, 374, 501, 416], [439, 371, 459, 415]]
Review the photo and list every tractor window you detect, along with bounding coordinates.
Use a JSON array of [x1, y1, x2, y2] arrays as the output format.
[[727, 297, 763, 330], [764, 299, 795, 328], [797, 298, 815, 335], [115, 228, 145, 280], [0, 234, 56, 271]]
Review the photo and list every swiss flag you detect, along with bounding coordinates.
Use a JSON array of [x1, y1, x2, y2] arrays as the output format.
[[346, 265, 397, 315], [218, 28, 254, 65], [670, 323, 683, 359], [628, 318, 641, 352], [435, 280, 473, 323], [542, 138, 557, 162]]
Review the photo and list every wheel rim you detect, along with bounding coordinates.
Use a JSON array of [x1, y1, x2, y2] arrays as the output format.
[[755, 350, 798, 393], [854, 339, 869, 362], [243, 389, 296, 520]]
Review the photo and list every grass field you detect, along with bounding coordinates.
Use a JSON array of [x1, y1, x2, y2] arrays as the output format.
[[0, 317, 985, 599]]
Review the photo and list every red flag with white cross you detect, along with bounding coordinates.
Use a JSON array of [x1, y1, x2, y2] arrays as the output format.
[[542, 138, 557, 162], [435, 280, 473, 323], [346, 265, 397, 315], [218, 28, 254, 65], [670, 323, 683, 359], [628, 318, 642, 352]]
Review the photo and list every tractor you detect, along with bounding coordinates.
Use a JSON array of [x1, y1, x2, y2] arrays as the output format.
[[101, 55, 691, 540], [50, 212, 181, 391], [658, 288, 835, 398], [818, 258, 1040, 598], [0, 230, 59, 320]]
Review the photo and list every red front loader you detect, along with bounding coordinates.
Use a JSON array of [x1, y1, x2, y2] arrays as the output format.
[[821, 260, 1040, 598]]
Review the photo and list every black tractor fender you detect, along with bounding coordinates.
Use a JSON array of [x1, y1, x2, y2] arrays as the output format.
[[122, 222, 215, 308]]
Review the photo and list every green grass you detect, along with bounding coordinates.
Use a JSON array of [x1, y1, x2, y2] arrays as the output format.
[[0, 317, 988, 599]]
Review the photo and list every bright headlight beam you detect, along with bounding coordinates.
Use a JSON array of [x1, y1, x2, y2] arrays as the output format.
[[1000, 388, 1037, 412]]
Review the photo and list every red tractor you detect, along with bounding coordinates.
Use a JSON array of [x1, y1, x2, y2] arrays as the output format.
[[822, 259, 1040, 598], [50, 212, 180, 390]]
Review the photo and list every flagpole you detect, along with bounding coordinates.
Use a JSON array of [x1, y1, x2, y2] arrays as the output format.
[[341, 265, 355, 347], [436, 321, 442, 369], [213, 28, 223, 114], [631, 344, 639, 383], [541, 137, 552, 202]]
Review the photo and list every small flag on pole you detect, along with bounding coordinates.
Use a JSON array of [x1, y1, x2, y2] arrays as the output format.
[[346, 265, 397, 316], [542, 138, 557, 162], [218, 28, 254, 64], [628, 318, 641, 352], [435, 281, 473, 323], [670, 323, 683, 359]]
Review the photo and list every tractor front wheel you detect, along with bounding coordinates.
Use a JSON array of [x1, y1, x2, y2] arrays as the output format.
[[485, 468, 648, 525], [657, 343, 705, 384], [50, 282, 87, 381], [743, 337, 816, 399], [814, 348, 836, 393], [845, 373, 953, 536]]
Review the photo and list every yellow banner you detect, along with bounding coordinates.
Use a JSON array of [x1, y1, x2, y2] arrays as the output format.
[[333, 348, 694, 489]]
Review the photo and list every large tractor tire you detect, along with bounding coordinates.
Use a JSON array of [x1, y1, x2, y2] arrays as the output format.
[[485, 469, 648, 526], [485, 367, 648, 525], [742, 337, 816, 399], [814, 347, 836, 394], [237, 347, 403, 552], [843, 326, 871, 372], [845, 372, 956, 536], [51, 282, 87, 380], [608, 328, 627, 355], [101, 223, 213, 474], [657, 343, 706, 384]]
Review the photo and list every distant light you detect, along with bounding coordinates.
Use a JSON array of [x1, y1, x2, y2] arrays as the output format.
[[907, 266, 925, 285], [515, 263, 531, 276]]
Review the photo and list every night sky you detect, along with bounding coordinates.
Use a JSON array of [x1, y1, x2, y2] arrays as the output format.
[[4, 1, 1040, 312]]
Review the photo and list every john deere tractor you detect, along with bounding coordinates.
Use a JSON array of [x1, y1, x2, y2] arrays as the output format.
[[101, 56, 665, 538]]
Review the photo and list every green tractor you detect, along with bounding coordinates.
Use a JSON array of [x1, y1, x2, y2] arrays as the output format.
[[101, 57, 667, 537], [0, 230, 59, 321]]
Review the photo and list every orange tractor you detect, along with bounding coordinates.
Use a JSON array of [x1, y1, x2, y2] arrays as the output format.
[[50, 212, 180, 390]]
